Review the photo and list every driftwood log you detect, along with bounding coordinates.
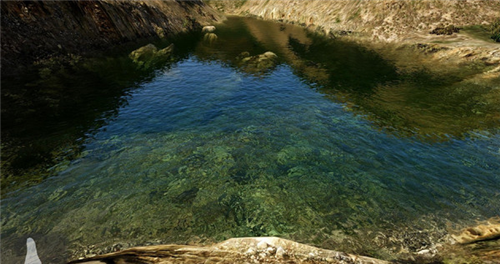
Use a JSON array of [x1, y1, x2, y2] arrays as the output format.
[[452, 222, 500, 244], [68, 237, 388, 264]]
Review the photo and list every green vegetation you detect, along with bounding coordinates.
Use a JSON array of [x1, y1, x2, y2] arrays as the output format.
[[462, 22, 500, 42], [462, 25, 493, 42], [491, 19, 500, 42]]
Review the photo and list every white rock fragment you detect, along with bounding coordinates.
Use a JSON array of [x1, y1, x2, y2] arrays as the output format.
[[256, 241, 268, 250], [276, 247, 285, 258], [245, 248, 256, 255], [417, 249, 430, 255]]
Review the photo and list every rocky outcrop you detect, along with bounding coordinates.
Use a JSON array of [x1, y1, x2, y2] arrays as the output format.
[[69, 237, 388, 264], [211, 0, 500, 42], [1, 0, 222, 75]]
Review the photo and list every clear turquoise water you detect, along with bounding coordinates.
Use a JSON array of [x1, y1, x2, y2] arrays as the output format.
[[1, 17, 500, 262]]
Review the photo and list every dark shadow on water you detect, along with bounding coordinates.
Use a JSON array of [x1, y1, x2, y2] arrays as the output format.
[[0, 33, 201, 195]]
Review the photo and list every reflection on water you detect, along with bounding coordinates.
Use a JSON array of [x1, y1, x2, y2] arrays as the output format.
[[1, 17, 500, 263]]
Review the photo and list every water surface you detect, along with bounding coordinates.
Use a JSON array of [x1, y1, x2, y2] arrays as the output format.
[[2, 17, 500, 263]]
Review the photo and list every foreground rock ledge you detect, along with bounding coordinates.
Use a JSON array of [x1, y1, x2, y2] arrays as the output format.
[[68, 237, 387, 264]]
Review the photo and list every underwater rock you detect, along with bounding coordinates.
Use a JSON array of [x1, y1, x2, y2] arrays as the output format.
[[452, 222, 500, 244], [128, 43, 174, 69], [69, 237, 388, 264], [202, 25, 216, 33], [237, 51, 278, 73], [236, 51, 250, 60], [157, 44, 175, 57]]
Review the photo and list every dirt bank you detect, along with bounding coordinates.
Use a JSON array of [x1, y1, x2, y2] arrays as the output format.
[[211, 0, 500, 42]]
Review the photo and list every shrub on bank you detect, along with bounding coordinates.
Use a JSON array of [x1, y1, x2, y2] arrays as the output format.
[[491, 20, 500, 42]]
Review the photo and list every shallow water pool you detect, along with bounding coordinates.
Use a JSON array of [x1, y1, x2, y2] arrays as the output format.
[[2, 17, 499, 262]]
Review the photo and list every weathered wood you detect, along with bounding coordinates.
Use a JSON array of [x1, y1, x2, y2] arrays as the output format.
[[69, 237, 389, 264], [453, 223, 500, 244]]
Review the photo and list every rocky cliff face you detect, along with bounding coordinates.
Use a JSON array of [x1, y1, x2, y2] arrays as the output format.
[[211, 0, 500, 42], [1, 0, 222, 75]]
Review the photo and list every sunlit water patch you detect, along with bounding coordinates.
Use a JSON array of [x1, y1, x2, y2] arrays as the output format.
[[2, 17, 500, 263]]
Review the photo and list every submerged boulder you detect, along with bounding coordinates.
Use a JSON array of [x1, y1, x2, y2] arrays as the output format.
[[237, 51, 278, 73], [129, 43, 174, 69], [203, 33, 218, 44]]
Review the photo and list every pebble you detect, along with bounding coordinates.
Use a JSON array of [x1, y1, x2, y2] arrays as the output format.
[[266, 247, 276, 254], [245, 248, 256, 255], [417, 249, 430, 255], [257, 241, 268, 250], [276, 247, 285, 258]]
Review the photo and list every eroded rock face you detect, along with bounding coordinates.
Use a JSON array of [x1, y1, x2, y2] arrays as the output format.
[[69, 237, 388, 264], [1, 0, 222, 75]]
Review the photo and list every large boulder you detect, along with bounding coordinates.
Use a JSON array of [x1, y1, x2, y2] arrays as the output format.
[[237, 51, 278, 73], [129, 43, 174, 69]]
